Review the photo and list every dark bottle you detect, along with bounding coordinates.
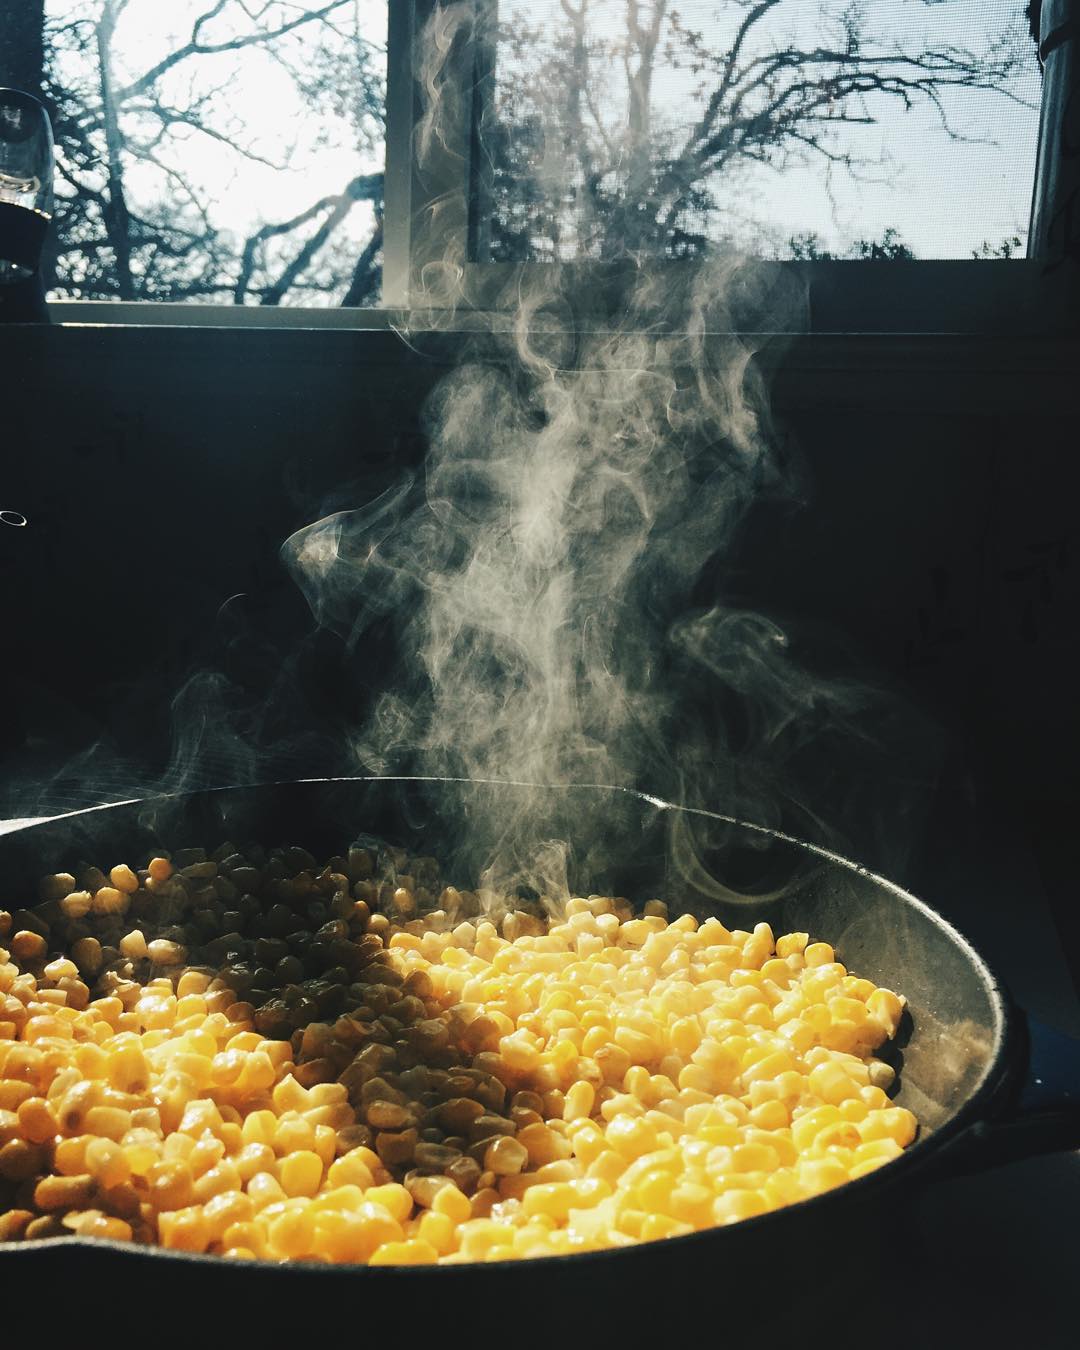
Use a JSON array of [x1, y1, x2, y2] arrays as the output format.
[[0, 89, 53, 323]]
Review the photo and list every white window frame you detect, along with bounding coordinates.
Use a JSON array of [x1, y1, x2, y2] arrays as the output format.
[[46, 0, 1071, 333]]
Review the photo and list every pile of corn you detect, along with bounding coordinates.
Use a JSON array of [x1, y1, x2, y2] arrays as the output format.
[[0, 841, 916, 1263]]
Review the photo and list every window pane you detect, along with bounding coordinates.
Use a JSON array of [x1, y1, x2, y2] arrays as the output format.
[[481, 1, 1041, 261], [44, 1, 386, 305]]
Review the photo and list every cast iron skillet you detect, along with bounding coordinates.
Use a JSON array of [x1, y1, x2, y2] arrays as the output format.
[[2, 777, 1078, 1336]]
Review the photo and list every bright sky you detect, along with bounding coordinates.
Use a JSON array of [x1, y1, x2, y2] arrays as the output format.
[[498, 0, 1042, 258], [46, 0, 387, 302]]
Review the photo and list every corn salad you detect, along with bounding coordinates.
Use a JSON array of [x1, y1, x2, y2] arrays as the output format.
[[0, 842, 916, 1262]]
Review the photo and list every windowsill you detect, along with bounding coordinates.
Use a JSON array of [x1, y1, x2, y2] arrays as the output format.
[[48, 301, 401, 330], [42, 260, 1078, 336]]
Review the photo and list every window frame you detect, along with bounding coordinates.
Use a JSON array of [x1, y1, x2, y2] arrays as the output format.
[[42, 0, 1073, 334]]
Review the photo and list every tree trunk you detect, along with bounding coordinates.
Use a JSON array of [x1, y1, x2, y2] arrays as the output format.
[[96, 0, 135, 299], [0, 0, 45, 97]]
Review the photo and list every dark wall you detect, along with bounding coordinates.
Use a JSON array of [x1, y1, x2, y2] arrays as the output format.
[[1, 323, 1077, 980]]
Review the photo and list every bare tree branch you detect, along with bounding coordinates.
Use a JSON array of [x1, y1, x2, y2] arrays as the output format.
[[117, 0, 353, 102], [234, 171, 381, 303]]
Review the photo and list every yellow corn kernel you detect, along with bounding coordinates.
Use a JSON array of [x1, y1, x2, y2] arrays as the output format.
[[640, 1213, 694, 1241], [84, 1137, 132, 1188], [246, 1171, 286, 1210], [432, 1183, 472, 1225], [798, 1157, 851, 1193], [366, 1183, 413, 1224], [194, 1160, 242, 1203], [369, 1239, 439, 1265], [279, 1150, 324, 1199], [791, 1105, 842, 1152], [417, 1209, 456, 1255], [16, 1096, 56, 1145], [458, 1219, 516, 1259], [158, 1206, 211, 1252], [563, 1080, 596, 1122], [268, 1205, 316, 1258], [109, 864, 139, 893], [807, 1061, 861, 1106], [712, 1188, 770, 1224], [747, 1100, 789, 1131], [867, 989, 905, 1035], [605, 1115, 658, 1160], [272, 1075, 310, 1114], [83, 1106, 132, 1142], [274, 1116, 317, 1156], [859, 1107, 917, 1147]]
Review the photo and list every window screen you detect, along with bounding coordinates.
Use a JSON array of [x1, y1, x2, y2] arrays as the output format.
[[480, 1, 1041, 262], [43, 1, 386, 305]]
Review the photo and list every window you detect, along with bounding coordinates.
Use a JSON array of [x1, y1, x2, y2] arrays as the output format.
[[478, 1, 1042, 263], [1, 1, 1067, 325], [43, 0, 386, 307]]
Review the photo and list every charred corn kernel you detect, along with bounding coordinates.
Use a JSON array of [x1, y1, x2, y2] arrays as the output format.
[[35, 1173, 97, 1210], [11, 931, 46, 962]]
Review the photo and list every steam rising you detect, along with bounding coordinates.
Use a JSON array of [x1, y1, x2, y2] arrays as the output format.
[[277, 3, 943, 903], [9, 3, 944, 914]]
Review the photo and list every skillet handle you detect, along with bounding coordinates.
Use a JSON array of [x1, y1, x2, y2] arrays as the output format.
[[923, 1013, 1080, 1179]]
